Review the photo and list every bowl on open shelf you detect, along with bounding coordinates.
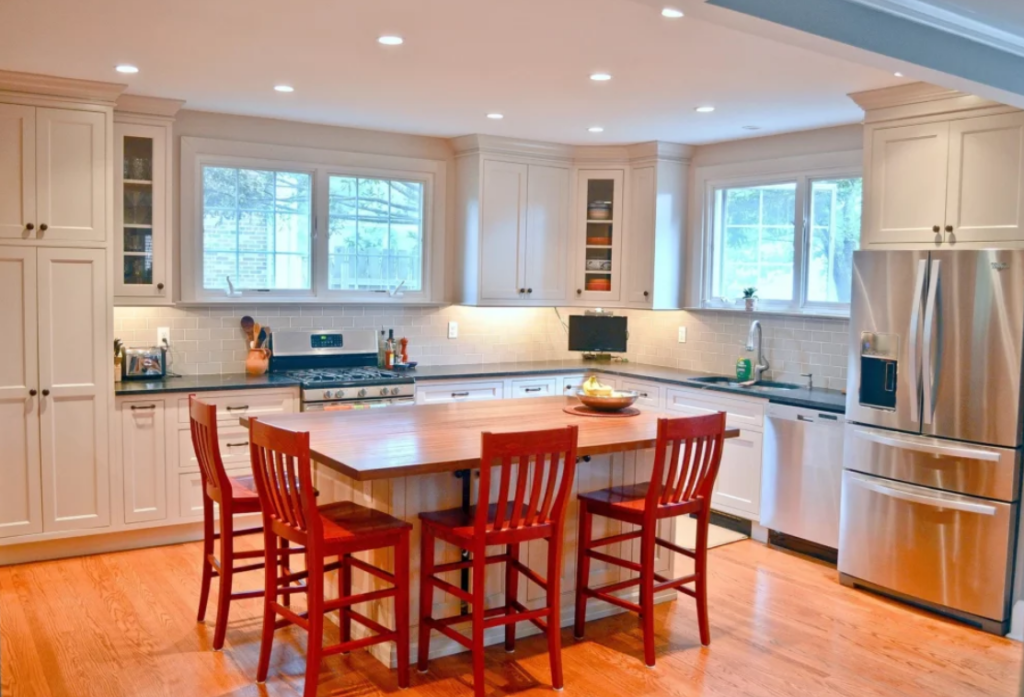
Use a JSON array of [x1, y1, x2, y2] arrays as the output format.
[[575, 390, 639, 412], [585, 278, 611, 291], [586, 237, 612, 246]]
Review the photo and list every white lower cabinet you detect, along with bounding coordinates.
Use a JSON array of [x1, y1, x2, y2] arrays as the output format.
[[415, 380, 504, 405], [508, 377, 559, 398], [121, 399, 167, 524]]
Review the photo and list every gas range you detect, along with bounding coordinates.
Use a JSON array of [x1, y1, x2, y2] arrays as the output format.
[[270, 329, 416, 411]]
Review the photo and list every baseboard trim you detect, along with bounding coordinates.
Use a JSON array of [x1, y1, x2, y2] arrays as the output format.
[[0, 523, 207, 566], [767, 530, 838, 565]]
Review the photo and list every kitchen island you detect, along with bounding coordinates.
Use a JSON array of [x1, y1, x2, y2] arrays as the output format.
[[242, 396, 738, 668]]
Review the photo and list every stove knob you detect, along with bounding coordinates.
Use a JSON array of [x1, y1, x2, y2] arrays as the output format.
[[337, 390, 345, 399], [391, 387, 401, 396], [323, 390, 333, 399], [358, 388, 367, 398], [380, 387, 389, 396]]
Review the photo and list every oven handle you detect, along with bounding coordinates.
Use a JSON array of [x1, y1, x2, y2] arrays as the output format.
[[852, 427, 1001, 462], [853, 474, 997, 516]]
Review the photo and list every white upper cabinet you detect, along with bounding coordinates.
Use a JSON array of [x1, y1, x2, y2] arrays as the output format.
[[480, 160, 529, 301], [574, 169, 624, 304], [945, 112, 1024, 244], [0, 104, 36, 241], [0, 103, 108, 247], [623, 159, 687, 309], [523, 164, 570, 301]]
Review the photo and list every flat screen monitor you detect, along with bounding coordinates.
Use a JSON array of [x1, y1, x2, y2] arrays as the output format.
[[568, 315, 628, 353]]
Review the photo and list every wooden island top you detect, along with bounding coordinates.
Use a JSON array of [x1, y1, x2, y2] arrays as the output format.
[[241, 396, 738, 481]]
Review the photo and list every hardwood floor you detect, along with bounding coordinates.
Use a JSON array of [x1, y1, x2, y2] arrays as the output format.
[[1, 539, 1019, 697]]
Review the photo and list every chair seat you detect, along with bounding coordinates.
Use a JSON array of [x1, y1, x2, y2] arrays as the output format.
[[319, 501, 411, 543], [229, 475, 260, 500], [579, 482, 702, 520], [419, 503, 552, 541]]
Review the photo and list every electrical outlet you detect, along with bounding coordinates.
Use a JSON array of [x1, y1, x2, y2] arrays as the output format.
[[156, 327, 171, 347], [448, 321, 458, 339], [678, 326, 687, 343]]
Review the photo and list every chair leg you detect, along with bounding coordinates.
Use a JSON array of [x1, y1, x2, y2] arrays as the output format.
[[471, 550, 487, 697], [573, 500, 592, 639], [417, 525, 436, 672], [640, 523, 657, 668], [256, 531, 279, 684], [196, 496, 215, 622], [395, 531, 411, 689], [695, 509, 711, 647], [547, 535, 565, 691], [340, 553, 352, 648], [303, 555, 325, 697], [504, 543, 520, 653], [212, 510, 234, 651], [279, 537, 291, 609]]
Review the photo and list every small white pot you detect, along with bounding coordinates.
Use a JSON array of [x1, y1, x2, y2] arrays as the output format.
[[744, 297, 757, 312]]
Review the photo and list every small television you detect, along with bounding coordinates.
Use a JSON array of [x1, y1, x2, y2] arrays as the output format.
[[568, 315, 628, 354]]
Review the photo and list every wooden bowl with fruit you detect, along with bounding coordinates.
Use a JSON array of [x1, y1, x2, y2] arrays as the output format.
[[576, 376, 639, 412]]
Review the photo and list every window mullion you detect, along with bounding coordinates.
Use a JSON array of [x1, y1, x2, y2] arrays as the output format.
[[794, 175, 808, 311]]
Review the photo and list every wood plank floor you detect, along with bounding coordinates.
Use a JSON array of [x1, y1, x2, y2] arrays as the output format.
[[1, 539, 1019, 697]]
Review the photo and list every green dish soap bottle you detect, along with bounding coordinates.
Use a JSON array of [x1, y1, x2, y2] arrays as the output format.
[[736, 355, 753, 382]]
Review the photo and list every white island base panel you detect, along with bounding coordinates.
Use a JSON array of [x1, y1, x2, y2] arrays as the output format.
[[313, 448, 692, 669]]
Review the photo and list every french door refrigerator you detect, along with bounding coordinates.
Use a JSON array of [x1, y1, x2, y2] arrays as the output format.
[[839, 249, 1024, 634]]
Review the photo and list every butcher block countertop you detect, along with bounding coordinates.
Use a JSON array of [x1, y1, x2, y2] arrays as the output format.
[[240, 395, 739, 482]]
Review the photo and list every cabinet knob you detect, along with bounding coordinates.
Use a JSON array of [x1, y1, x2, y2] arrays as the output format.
[[41, 389, 50, 397], [25, 223, 34, 231], [932, 225, 941, 233], [157, 282, 165, 291], [576, 289, 582, 295], [527, 288, 533, 294], [518, 288, 525, 294], [944, 225, 953, 233], [39, 223, 48, 232], [643, 291, 650, 298], [29, 389, 37, 397]]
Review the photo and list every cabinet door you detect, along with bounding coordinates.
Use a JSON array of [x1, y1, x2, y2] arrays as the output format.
[[523, 164, 569, 302], [115, 122, 169, 299], [864, 122, 949, 246], [0, 104, 36, 241], [35, 108, 106, 243], [945, 112, 1024, 244], [122, 400, 167, 524], [625, 166, 655, 304], [0, 247, 42, 539], [37, 247, 110, 532], [712, 429, 763, 521], [480, 160, 528, 301], [575, 170, 624, 303]]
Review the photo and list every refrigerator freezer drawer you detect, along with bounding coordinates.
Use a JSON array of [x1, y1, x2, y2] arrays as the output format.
[[838, 471, 1016, 622], [843, 424, 1020, 502]]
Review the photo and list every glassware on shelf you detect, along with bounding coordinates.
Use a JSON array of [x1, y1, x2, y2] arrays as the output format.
[[123, 136, 154, 181], [123, 254, 153, 285]]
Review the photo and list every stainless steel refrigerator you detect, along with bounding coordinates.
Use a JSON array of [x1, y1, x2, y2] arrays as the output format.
[[839, 249, 1024, 634]]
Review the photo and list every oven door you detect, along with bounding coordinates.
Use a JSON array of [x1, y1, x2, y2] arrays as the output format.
[[838, 470, 1016, 622], [301, 397, 416, 412]]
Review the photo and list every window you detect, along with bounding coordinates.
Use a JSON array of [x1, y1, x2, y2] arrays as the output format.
[[327, 176, 424, 292], [705, 174, 862, 312], [201, 166, 312, 291]]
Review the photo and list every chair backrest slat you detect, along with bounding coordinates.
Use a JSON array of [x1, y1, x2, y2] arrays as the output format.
[[476, 427, 578, 535], [646, 414, 727, 516], [248, 418, 319, 544], [189, 396, 231, 502]]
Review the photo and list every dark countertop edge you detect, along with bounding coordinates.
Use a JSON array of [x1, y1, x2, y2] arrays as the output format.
[[114, 375, 302, 396]]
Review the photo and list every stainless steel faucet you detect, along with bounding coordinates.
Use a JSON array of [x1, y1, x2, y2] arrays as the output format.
[[742, 320, 769, 385]]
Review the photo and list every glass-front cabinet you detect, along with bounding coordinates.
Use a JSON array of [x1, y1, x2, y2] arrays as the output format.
[[575, 169, 624, 303], [115, 121, 170, 303]]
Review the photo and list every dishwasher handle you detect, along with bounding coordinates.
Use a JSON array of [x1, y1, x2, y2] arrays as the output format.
[[767, 403, 845, 426]]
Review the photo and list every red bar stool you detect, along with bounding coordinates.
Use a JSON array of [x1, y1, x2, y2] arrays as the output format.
[[190, 395, 298, 651], [417, 425, 579, 697], [573, 412, 727, 668], [248, 417, 412, 697]]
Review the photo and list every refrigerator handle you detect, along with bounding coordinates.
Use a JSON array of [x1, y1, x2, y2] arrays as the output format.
[[922, 260, 941, 425], [851, 427, 1002, 462], [907, 259, 927, 423], [853, 474, 998, 517]]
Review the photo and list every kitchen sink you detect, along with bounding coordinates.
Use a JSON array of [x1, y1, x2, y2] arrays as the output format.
[[688, 376, 801, 392]]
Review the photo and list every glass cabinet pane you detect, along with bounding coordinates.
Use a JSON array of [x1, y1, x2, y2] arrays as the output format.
[[122, 135, 155, 286], [123, 136, 153, 182], [584, 178, 616, 293]]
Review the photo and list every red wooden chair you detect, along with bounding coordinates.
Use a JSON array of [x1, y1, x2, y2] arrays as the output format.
[[574, 412, 727, 667], [190, 395, 299, 651], [248, 417, 412, 697], [417, 425, 579, 697]]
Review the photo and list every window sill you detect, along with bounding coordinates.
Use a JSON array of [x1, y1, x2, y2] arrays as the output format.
[[687, 306, 850, 320], [175, 296, 450, 307]]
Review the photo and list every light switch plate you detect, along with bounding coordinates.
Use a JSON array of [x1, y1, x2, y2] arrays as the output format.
[[678, 326, 687, 343], [448, 321, 458, 339], [157, 327, 171, 347]]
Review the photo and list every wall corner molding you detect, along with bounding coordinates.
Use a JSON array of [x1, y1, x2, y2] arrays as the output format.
[[0, 70, 127, 104], [115, 94, 186, 119]]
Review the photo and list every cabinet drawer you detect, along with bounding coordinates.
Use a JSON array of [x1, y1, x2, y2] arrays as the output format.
[[178, 468, 251, 519], [509, 377, 559, 399], [176, 391, 292, 423], [664, 387, 764, 430], [618, 379, 662, 409], [558, 374, 588, 395], [176, 425, 251, 471], [415, 381, 504, 405]]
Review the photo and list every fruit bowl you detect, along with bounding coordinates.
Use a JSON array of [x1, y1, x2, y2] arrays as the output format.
[[575, 390, 639, 412]]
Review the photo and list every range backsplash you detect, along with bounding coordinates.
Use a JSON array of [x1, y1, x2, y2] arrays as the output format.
[[115, 305, 850, 391]]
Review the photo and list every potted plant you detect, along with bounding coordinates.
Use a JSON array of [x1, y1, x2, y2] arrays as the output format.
[[742, 287, 758, 312]]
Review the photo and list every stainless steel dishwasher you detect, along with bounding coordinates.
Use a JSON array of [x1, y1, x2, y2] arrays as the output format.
[[760, 403, 846, 549]]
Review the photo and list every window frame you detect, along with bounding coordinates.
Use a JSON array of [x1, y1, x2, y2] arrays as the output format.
[[700, 163, 862, 316], [180, 137, 446, 305]]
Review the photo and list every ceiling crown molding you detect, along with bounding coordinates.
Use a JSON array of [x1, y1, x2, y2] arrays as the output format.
[[452, 134, 693, 164], [116, 94, 186, 119], [450, 134, 574, 162], [849, 80, 1010, 123], [844, 0, 1024, 59], [0, 70, 127, 104]]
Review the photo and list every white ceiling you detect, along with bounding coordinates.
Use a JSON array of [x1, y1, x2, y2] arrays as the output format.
[[0, 0, 904, 144]]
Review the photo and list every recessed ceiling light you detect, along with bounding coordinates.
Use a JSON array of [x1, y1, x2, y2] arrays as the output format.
[[742, 125, 761, 131], [661, 7, 684, 18], [487, 113, 504, 120], [378, 35, 404, 46], [590, 73, 612, 82], [274, 85, 294, 93], [695, 106, 716, 113], [894, 71, 904, 77], [115, 65, 139, 74], [588, 126, 605, 133]]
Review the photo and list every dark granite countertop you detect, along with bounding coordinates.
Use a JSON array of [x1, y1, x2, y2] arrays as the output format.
[[114, 373, 301, 396], [411, 361, 847, 413]]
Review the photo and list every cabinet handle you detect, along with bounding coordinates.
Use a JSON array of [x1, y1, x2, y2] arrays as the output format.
[[639, 392, 649, 397], [41, 389, 50, 396], [944, 225, 953, 233], [643, 291, 649, 298], [451, 392, 470, 397], [527, 288, 533, 294], [576, 289, 582, 296], [130, 404, 156, 411], [157, 282, 165, 291], [225, 441, 249, 448], [226, 405, 249, 412], [29, 389, 37, 397], [39, 223, 48, 232], [932, 225, 941, 233], [524, 387, 543, 392], [25, 223, 34, 231]]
